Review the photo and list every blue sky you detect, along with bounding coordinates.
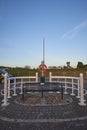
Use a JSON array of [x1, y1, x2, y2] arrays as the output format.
[[0, 0, 87, 68]]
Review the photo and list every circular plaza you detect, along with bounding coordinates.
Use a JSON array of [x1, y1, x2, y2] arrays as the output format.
[[0, 82, 87, 130], [0, 73, 87, 130]]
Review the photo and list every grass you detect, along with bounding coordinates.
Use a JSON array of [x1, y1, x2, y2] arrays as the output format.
[[6, 67, 87, 77]]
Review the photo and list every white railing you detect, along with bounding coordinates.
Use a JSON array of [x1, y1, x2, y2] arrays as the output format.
[[7, 72, 38, 98], [49, 72, 80, 95], [49, 72, 86, 106], [1, 72, 86, 106]]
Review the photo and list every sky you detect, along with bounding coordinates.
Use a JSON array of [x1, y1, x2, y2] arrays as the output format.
[[0, 0, 87, 68]]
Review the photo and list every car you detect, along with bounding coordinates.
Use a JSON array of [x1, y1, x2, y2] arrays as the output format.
[[0, 69, 13, 83]]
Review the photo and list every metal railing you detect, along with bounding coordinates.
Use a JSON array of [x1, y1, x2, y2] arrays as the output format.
[[1, 72, 86, 106]]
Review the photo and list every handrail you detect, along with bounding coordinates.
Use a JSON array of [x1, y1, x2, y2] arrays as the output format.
[[52, 76, 80, 80], [2, 72, 86, 106]]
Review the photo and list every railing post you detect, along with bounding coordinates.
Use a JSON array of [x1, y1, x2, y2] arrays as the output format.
[[78, 73, 86, 106], [2, 73, 9, 106], [7, 79, 11, 98], [13, 78, 17, 96], [36, 72, 38, 82], [64, 78, 68, 94], [20, 78, 23, 94], [70, 78, 75, 96], [76, 79, 80, 98], [49, 72, 52, 82]]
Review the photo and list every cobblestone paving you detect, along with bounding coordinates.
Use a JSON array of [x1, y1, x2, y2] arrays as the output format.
[[0, 120, 87, 130], [0, 96, 87, 130], [0, 96, 87, 120], [0, 83, 87, 130]]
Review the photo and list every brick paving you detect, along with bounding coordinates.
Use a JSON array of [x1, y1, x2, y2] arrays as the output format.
[[0, 83, 87, 130], [0, 99, 86, 120], [0, 120, 87, 130]]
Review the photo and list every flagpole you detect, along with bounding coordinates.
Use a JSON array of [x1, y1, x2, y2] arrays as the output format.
[[43, 38, 45, 64]]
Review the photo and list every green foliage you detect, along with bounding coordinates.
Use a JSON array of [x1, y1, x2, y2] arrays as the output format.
[[7, 68, 37, 76], [6, 67, 87, 77], [77, 62, 84, 68]]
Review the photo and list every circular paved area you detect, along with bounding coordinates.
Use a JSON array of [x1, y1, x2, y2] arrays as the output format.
[[0, 83, 87, 130], [15, 92, 73, 105], [0, 95, 87, 121]]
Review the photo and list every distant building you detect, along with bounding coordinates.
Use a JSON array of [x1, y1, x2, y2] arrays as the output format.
[[48, 66, 62, 69]]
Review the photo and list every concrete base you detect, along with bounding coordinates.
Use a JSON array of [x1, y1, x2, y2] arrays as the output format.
[[78, 102, 86, 106], [79, 99, 86, 102], [1, 99, 8, 103], [40, 83, 45, 86], [48, 91, 54, 93], [76, 96, 80, 98], [27, 92, 32, 94], [12, 94, 17, 96], [2, 102, 9, 106], [56, 91, 61, 94], [70, 93, 75, 96], [20, 92, 23, 94], [7, 96, 11, 99], [64, 92, 68, 94]]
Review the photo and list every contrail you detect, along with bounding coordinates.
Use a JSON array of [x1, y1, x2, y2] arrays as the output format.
[[61, 20, 87, 39]]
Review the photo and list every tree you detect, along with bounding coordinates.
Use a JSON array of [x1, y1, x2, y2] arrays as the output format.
[[77, 62, 84, 68], [66, 61, 70, 68]]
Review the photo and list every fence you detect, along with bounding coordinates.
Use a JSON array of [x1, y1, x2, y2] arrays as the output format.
[[1, 72, 86, 106]]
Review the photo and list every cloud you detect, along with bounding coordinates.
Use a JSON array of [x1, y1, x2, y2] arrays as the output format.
[[61, 20, 87, 39]]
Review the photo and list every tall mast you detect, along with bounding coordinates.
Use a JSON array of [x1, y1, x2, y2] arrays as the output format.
[[43, 38, 45, 63]]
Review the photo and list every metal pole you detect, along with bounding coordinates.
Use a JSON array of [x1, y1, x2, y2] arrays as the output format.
[[22, 86, 25, 102], [8, 79, 11, 98], [76, 79, 80, 98], [49, 72, 52, 82], [64, 78, 68, 94], [71, 78, 75, 96], [20, 78, 23, 94], [43, 38, 45, 63], [36, 72, 38, 82], [61, 86, 64, 100], [13, 78, 17, 96]]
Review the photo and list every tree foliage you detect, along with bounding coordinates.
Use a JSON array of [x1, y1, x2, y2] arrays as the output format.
[[77, 62, 84, 68]]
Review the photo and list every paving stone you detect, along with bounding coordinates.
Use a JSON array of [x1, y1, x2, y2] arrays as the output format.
[[0, 83, 87, 129]]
